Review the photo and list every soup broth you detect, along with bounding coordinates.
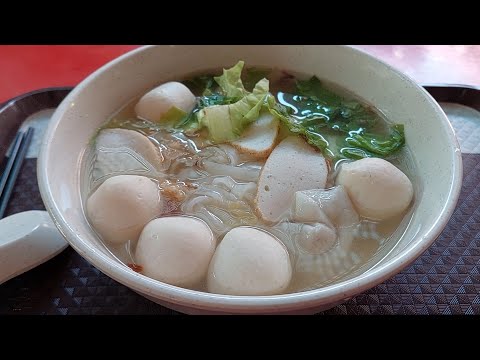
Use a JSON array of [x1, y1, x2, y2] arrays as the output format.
[[82, 64, 418, 294]]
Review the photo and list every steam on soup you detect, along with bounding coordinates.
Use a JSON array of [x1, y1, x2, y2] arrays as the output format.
[[82, 61, 415, 295]]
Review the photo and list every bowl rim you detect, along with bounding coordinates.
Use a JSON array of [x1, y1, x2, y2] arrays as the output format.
[[38, 45, 463, 312]]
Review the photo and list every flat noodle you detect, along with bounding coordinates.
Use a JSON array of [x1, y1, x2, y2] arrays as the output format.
[[181, 176, 258, 237]]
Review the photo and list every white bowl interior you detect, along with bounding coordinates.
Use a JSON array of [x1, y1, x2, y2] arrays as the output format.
[[38, 45, 462, 314]]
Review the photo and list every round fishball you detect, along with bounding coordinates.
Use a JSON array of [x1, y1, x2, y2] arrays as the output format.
[[135, 216, 216, 287], [86, 175, 162, 245], [335, 158, 413, 221], [135, 81, 196, 123], [207, 227, 292, 296]]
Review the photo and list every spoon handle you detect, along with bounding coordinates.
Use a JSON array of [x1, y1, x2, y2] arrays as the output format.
[[0, 210, 68, 285]]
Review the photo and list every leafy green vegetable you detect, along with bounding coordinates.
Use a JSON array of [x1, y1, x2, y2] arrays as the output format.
[[345, 124, 405, 157], [296, 76, 342, 105], [293, 77, 378, 128], [267, 76, 405, 160], [197, 78, 270, 143], [243, 67, 271, 92], [268, 99, 332, 156], [277, 93, 375, 133], [179, 66, 405, 159], [160, 106, 187, 124], [214, 61, 248, 99], [198, 94, 236, 108], [182, 75, 217, 96], [227, 78, 270, 122], [175, 94, 237, 131], [174, 111, 198, 132], [177, 62, 271, 142]]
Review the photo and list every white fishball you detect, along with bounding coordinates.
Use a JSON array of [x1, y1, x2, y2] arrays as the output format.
[[335, 158, 413, 221], [207, 227, 292, 296], [135, 216, 216, 287], [135, 81, 196, 122], [86, 175, 163, 245]]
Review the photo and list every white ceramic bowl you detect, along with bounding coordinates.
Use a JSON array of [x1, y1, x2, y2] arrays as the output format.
[[37, 45, 462, 314]]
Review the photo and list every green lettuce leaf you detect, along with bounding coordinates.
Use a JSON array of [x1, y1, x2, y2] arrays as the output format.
[[177, 62, 269, 139], [268, 99, 333, 157], [160, 106, 187, 125], [182, 75, 217, 96], [296, 76, 342, 105], [294, 77, 378, 128], [268, 77, 405, 161], [344, 124, 405, 157], [214, 61, 248, 99], [243, 67, 271, 92], [175, 94, 236, 130], [197, 78, 270, 143]]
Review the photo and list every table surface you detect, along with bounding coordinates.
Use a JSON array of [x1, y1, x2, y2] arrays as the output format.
[[0, 45, 479, 103]]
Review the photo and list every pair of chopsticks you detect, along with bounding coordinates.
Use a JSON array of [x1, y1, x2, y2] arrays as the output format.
[[0, 127, 34, 218]]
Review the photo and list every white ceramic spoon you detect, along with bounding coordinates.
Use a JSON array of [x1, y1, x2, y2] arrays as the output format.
[[0, 210, 68, 285]]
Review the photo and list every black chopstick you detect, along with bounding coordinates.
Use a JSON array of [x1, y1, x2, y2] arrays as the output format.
[[0, 131, 24, 198], [0, 127, 34, 219]]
